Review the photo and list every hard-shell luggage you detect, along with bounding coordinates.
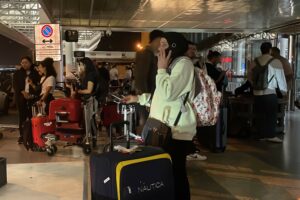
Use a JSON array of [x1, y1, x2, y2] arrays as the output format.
[[101, 102, 123, 128], [31, 116, 55, 148], [198, 106, 227, 153], [48, 98, 82, 122], [0, 91, 9, 115], [22, 118, 33, 150], [0, 157, 7, 188], [90, 146, 174, 200]]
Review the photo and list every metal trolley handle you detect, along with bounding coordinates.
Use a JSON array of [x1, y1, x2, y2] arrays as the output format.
[[55, 111, 70, 123]]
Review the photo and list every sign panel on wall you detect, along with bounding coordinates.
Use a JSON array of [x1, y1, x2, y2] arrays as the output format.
[[34, 24, 61, 61]]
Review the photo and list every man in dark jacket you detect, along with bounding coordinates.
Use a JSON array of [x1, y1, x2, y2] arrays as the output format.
[[134, 30, 165, 95], [133, 30, 165, 129], [206, 51, 227, 92], [13, 56, 40, 144]]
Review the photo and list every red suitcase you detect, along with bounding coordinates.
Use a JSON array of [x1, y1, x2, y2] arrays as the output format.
[[31, 116, 55, 148], [49, 98, 82, 122], [101, 102, 123, 127]]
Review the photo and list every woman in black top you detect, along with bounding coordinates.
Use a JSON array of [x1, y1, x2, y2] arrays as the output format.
[[71, 57, 98, 97]]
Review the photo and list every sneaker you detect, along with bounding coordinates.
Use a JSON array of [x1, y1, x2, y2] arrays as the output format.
[[259, 137, 268, 141], [186, 153, 207, 161], [266, 137, 283, 143], [17, 136, 23, 144]]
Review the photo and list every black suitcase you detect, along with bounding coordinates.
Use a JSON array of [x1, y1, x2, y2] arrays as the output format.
[[22, 118, 33, 151], [0, 157, 7, 188], [198, 106, 227, 153], [90, 146, 174, 200]]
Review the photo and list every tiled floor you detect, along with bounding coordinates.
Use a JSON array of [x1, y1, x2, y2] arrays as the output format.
[[0, 110, 300, 200]]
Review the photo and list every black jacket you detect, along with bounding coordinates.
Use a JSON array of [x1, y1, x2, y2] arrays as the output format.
[[206, 62, 224, 92], [13, 66, 40, 102], [134, 46, 157, 95]]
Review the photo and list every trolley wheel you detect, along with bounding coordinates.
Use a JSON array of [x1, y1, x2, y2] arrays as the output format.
[[51, 145, 58, 153], [83, 145, 92, 155], [32, 143, 39, 152], [46, 147, 55, 156]]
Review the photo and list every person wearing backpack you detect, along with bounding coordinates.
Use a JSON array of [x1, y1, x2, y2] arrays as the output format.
[[123, 32, 196, 200], [248, 42, 287, 143]]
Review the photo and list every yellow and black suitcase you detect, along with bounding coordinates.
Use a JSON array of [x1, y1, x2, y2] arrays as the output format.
[[90, 146, 174, 200]]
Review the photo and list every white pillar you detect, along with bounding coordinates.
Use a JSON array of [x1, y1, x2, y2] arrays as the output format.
[[54, 61, 63, 86], [65, 41, 76, 78]]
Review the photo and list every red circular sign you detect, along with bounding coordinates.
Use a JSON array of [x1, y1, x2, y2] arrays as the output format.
[[41, 25, 53, 38]]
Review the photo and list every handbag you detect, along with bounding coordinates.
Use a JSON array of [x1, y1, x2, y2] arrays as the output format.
[[144, 92, 190, 148]]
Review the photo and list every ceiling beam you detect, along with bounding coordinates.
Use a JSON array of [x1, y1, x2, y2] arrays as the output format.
[[0, 22, 34, 49], [37, 0, 54, 23], [88, 0, 94, 26], [62, 26, 259, 33]]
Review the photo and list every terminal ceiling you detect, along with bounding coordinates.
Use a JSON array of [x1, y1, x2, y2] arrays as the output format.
[[1, 0, 300, 47], [40, 0, 300, 33]]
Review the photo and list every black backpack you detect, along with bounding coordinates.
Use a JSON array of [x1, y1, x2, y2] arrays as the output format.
[[252, 58, 274, 90]]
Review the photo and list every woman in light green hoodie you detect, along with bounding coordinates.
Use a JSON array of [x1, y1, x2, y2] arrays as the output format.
[[123, 32, 196, 200]]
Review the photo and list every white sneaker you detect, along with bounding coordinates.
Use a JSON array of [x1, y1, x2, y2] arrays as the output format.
[[266, 137, 283, 143], [186, 153, 207, 161]]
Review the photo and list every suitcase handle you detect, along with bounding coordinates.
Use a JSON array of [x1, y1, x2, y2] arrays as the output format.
[[109, 121, 130, 152], [55, 112, 70, 123]]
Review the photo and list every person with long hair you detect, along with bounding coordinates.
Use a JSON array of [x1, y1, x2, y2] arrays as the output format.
[[77, 57, 98, 96], [13, 56, 40, 144], [30, 57, 57, 114], [123, 32, 196, 200], [69, 57, 99, 148]]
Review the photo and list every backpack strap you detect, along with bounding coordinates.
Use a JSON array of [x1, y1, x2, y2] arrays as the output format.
[[265, 58, 275, 66], [40, 76, 49, 85], [255, 58, 274, 67], [173, 91, 190, 126]]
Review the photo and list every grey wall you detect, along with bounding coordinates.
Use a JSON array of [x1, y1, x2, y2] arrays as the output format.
[[0, 34, 33, 65]]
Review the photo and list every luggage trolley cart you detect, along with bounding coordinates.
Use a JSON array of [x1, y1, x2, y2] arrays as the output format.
[[103, 94, 141, 152], [48, 96, 98, 156], [30, 103, 57, 156]]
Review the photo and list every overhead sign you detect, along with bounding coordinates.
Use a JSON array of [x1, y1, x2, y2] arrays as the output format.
[[35, 24, 61, 61], [41, 25, 53, 37]]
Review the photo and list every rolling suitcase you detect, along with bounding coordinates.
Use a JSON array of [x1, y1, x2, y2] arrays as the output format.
[[215, 106, 227, 152], [0, 91, 9, 115], [198, 106, 227, 153], [90, 146, 174, 200], [101, 102, 123, 128], [31, 116, 55, 148]]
